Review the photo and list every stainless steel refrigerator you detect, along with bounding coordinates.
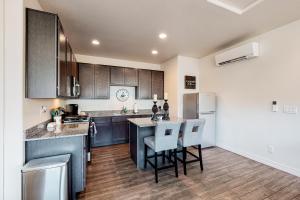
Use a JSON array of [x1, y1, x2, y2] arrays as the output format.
[[183, 93, 216, 148]]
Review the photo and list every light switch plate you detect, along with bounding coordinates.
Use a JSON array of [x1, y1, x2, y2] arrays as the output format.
[[283, 105, 298, 114]]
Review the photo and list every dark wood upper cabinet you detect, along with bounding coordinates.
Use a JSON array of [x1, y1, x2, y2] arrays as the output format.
[[71, 53, 78, 80], [124, 68, 138, 86], [26, 9, 77, 98], [79, 64, 110, 99], [110, 66, 138, 86], [65, 41, 73, 97], [151, 71, 164, 100], [110, 67, 124, 85], [94, 65, 110, 99], [57, 21, 67, 97], [26, 9, 57, 98], [136, 69, 152, 99], [78, 63, 94, 99]]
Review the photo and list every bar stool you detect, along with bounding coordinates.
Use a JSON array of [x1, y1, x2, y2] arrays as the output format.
[[177, 119, 206, 175], [144, 121, 181, 183]]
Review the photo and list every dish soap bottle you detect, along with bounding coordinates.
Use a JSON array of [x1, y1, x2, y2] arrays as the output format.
[[133, 103, 138, 114]]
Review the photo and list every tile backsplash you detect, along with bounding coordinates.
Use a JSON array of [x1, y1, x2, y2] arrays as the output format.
[[66, 86, 164, 112]]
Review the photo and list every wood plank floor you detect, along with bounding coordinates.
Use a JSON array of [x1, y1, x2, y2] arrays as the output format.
[[78, 144, 300, 200]]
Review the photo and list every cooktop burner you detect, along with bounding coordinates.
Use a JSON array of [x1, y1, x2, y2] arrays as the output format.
[[63, 115, 89, 124]]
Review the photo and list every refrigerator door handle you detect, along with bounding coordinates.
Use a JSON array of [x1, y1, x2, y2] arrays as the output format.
[[200, 111, 215, 115]]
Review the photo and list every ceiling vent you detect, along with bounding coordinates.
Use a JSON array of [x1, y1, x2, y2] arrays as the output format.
[[207, 0, 265, 15], [215, 42, 259, 66]]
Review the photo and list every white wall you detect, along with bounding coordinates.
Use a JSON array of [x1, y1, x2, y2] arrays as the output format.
[[3, 0, 24, 199], [67, 86, 164, 111], [66, 55, 163, 111], [161, 57, 179, 117], [161, 55, 201, 117], [199, 19, 300, 177], [75, 54, 161, 70], [177, 56, 201, 117], [23, 0, 65, 129], [0, 0, 4, 198]]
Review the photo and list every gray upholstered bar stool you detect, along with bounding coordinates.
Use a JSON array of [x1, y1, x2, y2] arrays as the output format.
[[144, 121, 181, 183], [177, 119, 206, 175]]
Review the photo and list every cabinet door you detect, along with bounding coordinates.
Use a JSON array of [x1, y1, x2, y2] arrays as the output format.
[[95, 65, 110, 99], [71, 53, 78, 80], [78, 63, 94, 98], [92, 123, 112, 147], [110, 67, 124, 85], [65, 41, 73, 97], [112, 122, 129, 144], [151, 71, 164, 100], [136, 69, 152, 99], [26, 9, 57, 98], [57, 21, 67, 97], [124, 68, 138, 86]]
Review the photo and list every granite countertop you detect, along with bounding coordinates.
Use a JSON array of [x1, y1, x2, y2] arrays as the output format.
[[128, 117, 184, 128], [85, 109, 154, 118], [25, 122, 89, 141]]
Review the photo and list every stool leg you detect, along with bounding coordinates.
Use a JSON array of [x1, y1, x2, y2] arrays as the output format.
[[144, 144, 148, 169], [198, 144, 203, 171], [154, 152, 158, 183], [162, 151, 166, 164], [183, 147, 187, 175], [168, 150, 172, 162], [174, 149, 178, 178]]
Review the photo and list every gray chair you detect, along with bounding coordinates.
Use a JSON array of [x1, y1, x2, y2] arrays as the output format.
[[177, 119, 206, 175], [144, 121, 181, 183]]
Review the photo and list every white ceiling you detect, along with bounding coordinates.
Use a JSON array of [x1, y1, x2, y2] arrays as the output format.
[[39, 0, 300, 64]]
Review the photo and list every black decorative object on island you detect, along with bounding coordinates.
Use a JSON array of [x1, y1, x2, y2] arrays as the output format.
[[163, 100, 170, 120], [151, 101, 159, 121]]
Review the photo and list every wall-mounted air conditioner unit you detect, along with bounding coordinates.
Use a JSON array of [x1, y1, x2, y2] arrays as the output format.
[[215, 42, 259, 66]]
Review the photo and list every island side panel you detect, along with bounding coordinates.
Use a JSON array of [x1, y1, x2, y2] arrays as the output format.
[[25, 136, 87, 199], [129, 122, 155, 169], [129, 123, 138, 165]]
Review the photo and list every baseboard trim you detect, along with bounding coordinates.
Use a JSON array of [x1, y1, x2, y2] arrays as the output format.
[[217, 143, 300, 177]]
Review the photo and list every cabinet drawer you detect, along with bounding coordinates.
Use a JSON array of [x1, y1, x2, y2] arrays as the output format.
[[112, 116, 128, 123], [93, 117, 111, 124]]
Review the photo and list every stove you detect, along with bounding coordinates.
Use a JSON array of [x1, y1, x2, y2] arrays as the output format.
[[63, 115, 89, 124]]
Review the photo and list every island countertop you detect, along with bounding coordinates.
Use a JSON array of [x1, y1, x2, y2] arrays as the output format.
[[25, 122, 89, 141], [128, 117, 184, 128]]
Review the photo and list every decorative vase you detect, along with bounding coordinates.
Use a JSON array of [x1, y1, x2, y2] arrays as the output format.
[[163, 100, 170, 120], [151, 101, 159, 121]]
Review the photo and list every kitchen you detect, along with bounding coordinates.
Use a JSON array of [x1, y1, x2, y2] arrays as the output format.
[[2, 0, 300, 200]]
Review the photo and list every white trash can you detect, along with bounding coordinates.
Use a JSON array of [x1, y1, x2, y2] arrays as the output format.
[[22, 154, 71, 200]]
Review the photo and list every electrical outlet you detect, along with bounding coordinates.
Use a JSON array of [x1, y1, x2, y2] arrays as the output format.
[[40, 106, 47, 113], [267, 145, 274, 154], [283, 105, 298, 114]]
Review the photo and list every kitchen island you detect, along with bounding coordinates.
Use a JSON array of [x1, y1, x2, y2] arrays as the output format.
[[128, 117, 184, 169], [24, 122, 89, 200]]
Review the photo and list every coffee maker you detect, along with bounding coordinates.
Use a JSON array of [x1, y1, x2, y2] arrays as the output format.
[[65, 104, 79, 116]]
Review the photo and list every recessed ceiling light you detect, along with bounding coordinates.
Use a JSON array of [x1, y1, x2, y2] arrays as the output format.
[[159, 33, 167, 39], [91, 39, 100, 45], [152, 50, 158, 55]]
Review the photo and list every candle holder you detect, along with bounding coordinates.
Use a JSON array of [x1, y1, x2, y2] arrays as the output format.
[[162, 99, 170, 120], [151, 101, 159, 121]]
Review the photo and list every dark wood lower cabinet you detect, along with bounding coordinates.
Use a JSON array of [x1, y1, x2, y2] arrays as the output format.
[[92, 122, 112, 147], [112, 122, 129, 144], [91, 115, 151, 147]]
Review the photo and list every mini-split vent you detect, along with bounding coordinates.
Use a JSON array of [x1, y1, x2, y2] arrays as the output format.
[[215, 42, 259, 67]]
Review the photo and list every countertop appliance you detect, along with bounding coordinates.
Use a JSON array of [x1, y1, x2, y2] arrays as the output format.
[[22, 154, 71, 200], [65, 104, 79, 116], [183, 92, 216, 148]]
